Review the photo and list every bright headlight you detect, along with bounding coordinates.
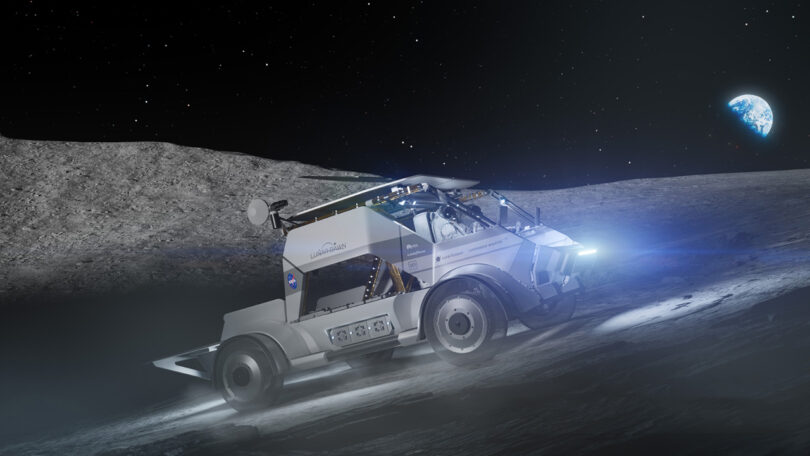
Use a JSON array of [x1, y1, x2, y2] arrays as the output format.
[[578, 248, 597, 256]]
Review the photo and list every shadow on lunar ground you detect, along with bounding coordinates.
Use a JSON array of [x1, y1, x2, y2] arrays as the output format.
[[0, 283, 273, 445]]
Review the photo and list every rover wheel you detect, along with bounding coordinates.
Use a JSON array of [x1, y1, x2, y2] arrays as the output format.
[[518, 294, 577, 330], [346, 348, 395, 368], [424, 278, 507, 367], [214, 336, 283, 411]]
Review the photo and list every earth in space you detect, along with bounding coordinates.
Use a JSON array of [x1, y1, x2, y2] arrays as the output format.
[[728, 94, 773, 137]]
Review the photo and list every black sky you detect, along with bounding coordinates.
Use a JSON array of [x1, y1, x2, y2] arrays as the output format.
[[1, 1, 807, 188]]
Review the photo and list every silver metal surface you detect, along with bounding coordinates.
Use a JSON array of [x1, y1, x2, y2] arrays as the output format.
[[433, 294, 488, 354], [152, 344, 219, 380]]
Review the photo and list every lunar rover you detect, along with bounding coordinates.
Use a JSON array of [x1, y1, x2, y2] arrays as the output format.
[[154, 175, 595, 410]]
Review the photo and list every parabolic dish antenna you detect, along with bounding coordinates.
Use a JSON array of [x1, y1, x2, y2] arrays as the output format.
[[247, 198, 269, 225]]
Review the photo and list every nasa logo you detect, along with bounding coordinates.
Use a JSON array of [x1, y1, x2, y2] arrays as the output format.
[[287, 273, 297, 290]]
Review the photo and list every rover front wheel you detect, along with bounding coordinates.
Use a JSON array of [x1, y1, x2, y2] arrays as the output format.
[[424, 278, 507, 367], [518, 294, 577, 330], [214, 336, 283, 411]]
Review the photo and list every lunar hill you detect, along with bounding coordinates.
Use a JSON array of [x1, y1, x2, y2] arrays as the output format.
[[0, 136, 373, 300]]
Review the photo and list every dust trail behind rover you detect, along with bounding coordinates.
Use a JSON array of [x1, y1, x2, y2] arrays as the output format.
[[154, 175, 595, 410]]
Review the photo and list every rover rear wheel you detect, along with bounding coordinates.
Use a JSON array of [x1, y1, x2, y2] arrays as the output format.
[[214, 336, 283, 411], [346, 348, 395, 368], [424, 278, 507, 367], [518, 294, 577, 330]]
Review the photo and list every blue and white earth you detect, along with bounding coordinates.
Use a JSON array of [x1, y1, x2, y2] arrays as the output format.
[[728, 94, 773, 137]]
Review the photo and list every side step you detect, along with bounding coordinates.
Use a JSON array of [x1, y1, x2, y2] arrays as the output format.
[[325, 335, 400, 362], [152, 343, 220, 381]]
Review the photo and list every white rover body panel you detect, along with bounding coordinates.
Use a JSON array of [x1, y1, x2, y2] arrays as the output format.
[[154, 175, 595, 410]]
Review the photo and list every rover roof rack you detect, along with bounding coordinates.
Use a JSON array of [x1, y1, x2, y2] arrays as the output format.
[[287, 175, 478, 223]]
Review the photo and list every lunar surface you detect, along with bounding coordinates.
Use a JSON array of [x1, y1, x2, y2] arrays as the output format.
[[2, 136, 810, 454]]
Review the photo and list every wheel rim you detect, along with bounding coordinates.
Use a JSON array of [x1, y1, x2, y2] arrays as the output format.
[[434, 294, 488, 354], [221, 352, 266, 403]]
